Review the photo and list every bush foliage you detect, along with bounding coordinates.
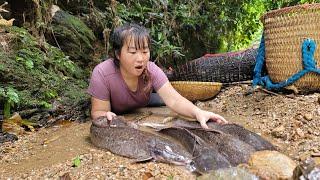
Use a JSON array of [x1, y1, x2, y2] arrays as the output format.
[[84, 0, 320, 67]]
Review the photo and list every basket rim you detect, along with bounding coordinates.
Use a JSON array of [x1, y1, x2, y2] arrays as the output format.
[[262, 3, 320, 22], [170, 81, 222, 86]]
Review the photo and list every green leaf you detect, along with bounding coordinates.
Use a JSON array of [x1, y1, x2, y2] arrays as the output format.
[[6, 87, 19, 104], [16, 56, 24, 62], [0, 87, 5, 97], [44, 90, 58, 99], [39, 101, 52, 109], [25, 59, 34, 69], [4, 100, 11, 119], [72, 156, 81, 167], [167, 175, 174, 180], [0, 64, 4, 71]]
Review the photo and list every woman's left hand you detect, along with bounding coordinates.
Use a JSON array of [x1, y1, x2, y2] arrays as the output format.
[[195, 108, 228, 129]]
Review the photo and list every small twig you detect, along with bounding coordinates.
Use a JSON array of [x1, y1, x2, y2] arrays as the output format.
[[256, 86, 281, 96], [51, 28, 61, 49], [222, 80, 252, 86], [0, 2, 8, 13], [311, 152, 320, 157], [255, 86, 295, 99]]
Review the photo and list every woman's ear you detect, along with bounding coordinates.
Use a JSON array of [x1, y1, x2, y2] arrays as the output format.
[[115, 50, 120, 60]]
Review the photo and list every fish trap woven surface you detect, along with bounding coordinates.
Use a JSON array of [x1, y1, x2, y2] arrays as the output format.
[[262, 3, 320, 90], [171, 81, 222, 101], [170, 48, 257, 83]]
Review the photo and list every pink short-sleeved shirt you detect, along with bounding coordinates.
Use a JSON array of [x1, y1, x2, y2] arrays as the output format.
[[87, 59, 168, 114]]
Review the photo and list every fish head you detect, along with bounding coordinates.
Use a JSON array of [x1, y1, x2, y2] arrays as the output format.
[[147, 139, 192, 166]]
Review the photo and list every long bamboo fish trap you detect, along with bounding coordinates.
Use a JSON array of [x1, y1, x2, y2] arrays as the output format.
[[171, 81, 222, 101], [170, 48, 257, 83], [262, 3, 320, 91]]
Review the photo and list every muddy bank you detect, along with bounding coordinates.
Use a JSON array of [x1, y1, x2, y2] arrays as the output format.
[[1, 85, 320, 179], [0, 110, 195, 179]]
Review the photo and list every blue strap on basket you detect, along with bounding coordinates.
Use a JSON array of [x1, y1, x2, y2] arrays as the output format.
[[253, 34, 320, 90]]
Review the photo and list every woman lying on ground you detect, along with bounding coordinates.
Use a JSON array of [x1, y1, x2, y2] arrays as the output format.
[[87, 23, 227, 129]]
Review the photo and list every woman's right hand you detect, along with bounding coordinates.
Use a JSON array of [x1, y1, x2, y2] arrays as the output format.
[[92, 111, 117, 127]]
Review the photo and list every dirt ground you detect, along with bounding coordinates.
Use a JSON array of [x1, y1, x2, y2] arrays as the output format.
[[0, 85, 320, 179]]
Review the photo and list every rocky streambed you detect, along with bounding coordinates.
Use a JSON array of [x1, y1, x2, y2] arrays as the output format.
[[1, 85, 320, 179]]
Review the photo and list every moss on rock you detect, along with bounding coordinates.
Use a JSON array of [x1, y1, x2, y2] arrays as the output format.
[[0, 27, 89, 119], [46, 10, 96, 67]]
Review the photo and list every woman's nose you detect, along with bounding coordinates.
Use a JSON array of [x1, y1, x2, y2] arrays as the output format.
[[136, 52, 146, 62]]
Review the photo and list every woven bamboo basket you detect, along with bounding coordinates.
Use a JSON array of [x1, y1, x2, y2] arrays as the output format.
[[171, 81, 222, 101], [262, 3, 320, 91]]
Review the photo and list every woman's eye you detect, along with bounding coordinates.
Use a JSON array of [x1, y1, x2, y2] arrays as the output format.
[[129, 51, 136, 54]]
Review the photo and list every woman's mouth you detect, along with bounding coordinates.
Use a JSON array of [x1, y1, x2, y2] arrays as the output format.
[[135, 65, 143, 70]]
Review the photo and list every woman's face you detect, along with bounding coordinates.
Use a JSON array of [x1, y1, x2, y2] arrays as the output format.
[[117, 36, 150, 77]]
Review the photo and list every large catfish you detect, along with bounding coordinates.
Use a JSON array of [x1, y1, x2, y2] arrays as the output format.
[[189, 128, 256, 166], [90, 116, 193, 167], [173, 119, 275, 151], [158, 127, 231, 174]]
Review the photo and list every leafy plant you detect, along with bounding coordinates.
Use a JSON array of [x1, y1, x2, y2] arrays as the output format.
[[167, 175, 174, 180], [0, 64, 5, 71], [102, 0, 319, 67], [0, 87, 20, 119], [72, 156, 81, 167], [0, 26, 88, 113]]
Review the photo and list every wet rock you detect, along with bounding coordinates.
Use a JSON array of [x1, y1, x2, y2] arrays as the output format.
[[304, 113, 313, 121], [292, 157, 320, 180], [299, 151, 313, 161], [198, 167, 258, 180], [142, 172, 153, 180], [47, 9, 96, 66], [271, 125, 286, 138], [296, 128, 305, 138], [248, 150, 296, 179], [59, 172, 71, 180], [0, 132, 18, 144]]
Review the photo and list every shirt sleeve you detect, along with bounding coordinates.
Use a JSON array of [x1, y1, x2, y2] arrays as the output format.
[[148, 62, 169, 91], [87, 66, 110, 101]]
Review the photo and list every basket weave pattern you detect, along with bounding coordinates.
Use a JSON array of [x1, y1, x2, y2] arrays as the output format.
[[263, 3, 320, 90], [171, 81, 222, 101], [170, 48, 257, 83]]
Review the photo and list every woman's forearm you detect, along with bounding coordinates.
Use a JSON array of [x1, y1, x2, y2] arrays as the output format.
[[167, 96, 200, 118], [157, 82, 201, 118]]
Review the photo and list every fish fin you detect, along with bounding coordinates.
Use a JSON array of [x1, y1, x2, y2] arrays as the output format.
[[198, 128, 224, 134], [181, 127, 207, 145], [139, 122, 168, 130], [130, 157, 153, 164]]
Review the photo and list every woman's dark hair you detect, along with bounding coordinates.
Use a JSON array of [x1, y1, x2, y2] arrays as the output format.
[[110, 23, 152, 93]]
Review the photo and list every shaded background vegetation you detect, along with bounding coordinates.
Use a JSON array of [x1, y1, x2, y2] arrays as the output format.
[[1, 0, 320, 124]]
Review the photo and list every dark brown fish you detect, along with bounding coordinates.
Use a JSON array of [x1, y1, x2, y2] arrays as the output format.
[[173, 119, 275, 151], [158, 127, 231, 174], [213, 123, 276, 151], [189, 128, 256, 166], [90, 116, 192, 166]]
